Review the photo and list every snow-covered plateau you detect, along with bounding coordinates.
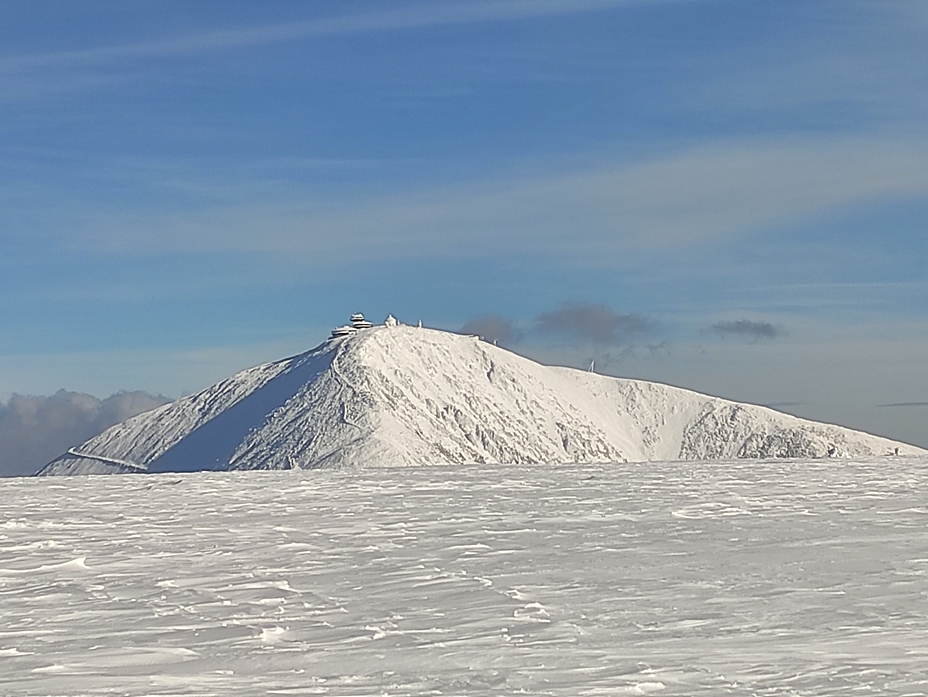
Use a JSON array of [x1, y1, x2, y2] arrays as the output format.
[[3, 457, 928, 696], [38, 321, 924, 476]]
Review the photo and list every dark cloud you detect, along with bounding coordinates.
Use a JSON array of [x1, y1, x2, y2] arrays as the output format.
[[460, 315, 519, 346], [712, 319, 784, 341], [536, 302, 653, 345], [0, 390, 171, 477], [877, 402, 928, 408]]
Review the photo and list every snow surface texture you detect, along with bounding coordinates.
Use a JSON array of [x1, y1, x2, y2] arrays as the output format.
[[4, 458, 928, 695], [39, 324, 924, 476]]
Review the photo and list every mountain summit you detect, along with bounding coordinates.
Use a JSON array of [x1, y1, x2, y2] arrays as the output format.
[[39, 317, 923, 475]]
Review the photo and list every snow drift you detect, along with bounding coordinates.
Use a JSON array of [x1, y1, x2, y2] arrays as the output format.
[[38, 322, 924, 475]]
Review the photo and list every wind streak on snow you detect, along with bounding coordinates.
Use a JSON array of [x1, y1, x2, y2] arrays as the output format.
[[3, 457, 928, 695]]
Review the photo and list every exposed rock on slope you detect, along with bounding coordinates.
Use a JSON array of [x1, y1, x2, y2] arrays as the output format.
[[39, 324, 924, 475]]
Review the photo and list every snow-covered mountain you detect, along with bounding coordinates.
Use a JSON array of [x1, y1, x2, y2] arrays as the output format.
[[38, 319, 924, 475]]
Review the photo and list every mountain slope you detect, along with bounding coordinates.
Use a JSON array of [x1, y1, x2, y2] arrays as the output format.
[[38, 324, 924, 475]]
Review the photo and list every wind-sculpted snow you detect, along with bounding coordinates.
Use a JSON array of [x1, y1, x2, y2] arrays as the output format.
[[39, 325, 923, 475], [4, 458, 928, 695]]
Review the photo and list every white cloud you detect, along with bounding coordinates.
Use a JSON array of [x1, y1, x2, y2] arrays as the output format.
[[62, 135, 928, 266], [0, 390, 170, 477], [0, 0, 633, 75]]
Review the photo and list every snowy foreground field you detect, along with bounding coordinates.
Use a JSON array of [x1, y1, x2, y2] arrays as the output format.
[[3, 458, 928, 696]]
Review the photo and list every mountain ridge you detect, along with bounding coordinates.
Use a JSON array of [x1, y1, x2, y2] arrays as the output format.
[[38, 321, 925, 475]]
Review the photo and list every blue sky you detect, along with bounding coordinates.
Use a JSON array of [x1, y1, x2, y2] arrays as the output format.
[[2, 0, 927, 447]]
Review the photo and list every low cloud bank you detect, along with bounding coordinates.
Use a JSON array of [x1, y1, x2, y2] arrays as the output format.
[[460, 315, 519, 346], [462, 302, 656, 349], [536, 302, 653, 345], [0, 390, 171, 477], [460, 301, 661, 374], [712, 319, 784, 341]]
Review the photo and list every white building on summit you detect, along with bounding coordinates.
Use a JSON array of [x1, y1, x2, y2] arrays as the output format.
[[329, 324, 356, 338], [350, 313, 373, 329], [330, 313, 376, 338]]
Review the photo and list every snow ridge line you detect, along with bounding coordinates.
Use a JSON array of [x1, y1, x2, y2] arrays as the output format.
[[66, 449, 147, 473]]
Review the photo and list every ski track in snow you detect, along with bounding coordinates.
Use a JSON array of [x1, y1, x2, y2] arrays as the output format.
[[3, 458, 928, 695]]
